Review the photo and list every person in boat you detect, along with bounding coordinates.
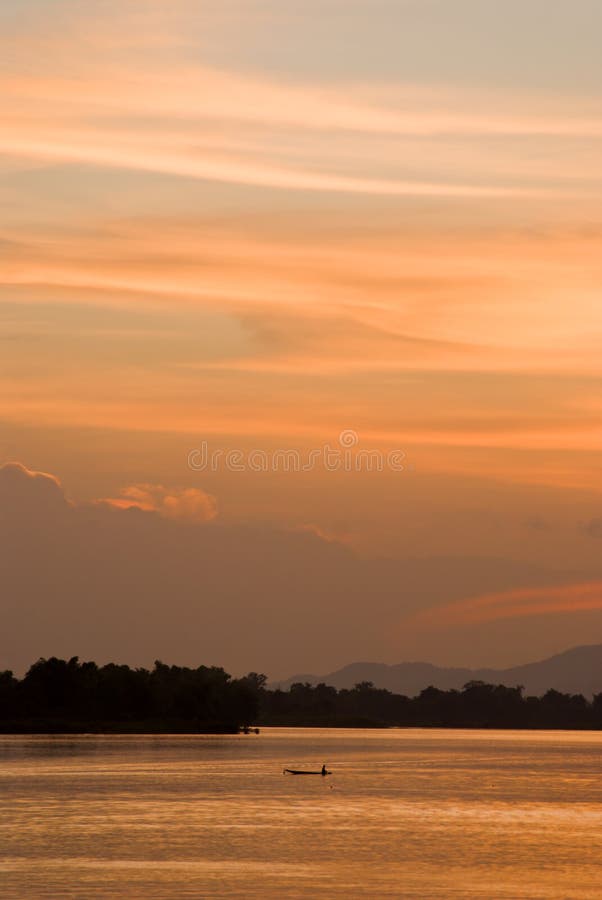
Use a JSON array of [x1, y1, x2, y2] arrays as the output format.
[[321, 764, 327, 776]]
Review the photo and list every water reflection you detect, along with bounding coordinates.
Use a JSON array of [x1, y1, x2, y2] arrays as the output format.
[[1, 729, 602, 898]]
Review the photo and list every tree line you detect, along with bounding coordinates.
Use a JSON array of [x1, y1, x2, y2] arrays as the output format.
[[259, 678, 602, 729], [2, 657, 602, 732], [0, 657, 259, 733]]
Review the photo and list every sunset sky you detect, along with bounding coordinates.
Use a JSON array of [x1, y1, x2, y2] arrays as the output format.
[[1, 0, 601, 678]]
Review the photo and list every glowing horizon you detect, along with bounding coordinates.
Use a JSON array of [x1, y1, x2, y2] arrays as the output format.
[[1, 0, 601, 675]]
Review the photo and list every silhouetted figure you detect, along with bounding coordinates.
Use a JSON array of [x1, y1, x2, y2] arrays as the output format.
[[321, 764, 327, 776]]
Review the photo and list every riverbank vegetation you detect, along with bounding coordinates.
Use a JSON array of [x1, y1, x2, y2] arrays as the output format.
[[260, 678, 602, 729], [0, 657, 258, 733], [2, 658, 602, 732]]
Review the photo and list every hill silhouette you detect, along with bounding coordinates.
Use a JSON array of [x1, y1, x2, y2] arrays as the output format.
[[273, 644, 602, 697]]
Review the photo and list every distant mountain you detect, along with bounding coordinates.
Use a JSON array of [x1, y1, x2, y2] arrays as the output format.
[[272, 645, 602, 697]]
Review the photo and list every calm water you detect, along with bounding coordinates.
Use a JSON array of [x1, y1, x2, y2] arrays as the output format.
[[1, 728, 602, 899]]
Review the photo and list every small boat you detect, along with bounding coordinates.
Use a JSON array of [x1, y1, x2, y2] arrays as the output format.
[[283, 768, 331, 775]]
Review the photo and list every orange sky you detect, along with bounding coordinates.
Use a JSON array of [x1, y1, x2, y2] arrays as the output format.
[[1, 0, 601, 676]]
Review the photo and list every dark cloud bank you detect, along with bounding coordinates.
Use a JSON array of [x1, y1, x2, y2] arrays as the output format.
[[0, 462, 590, 678]]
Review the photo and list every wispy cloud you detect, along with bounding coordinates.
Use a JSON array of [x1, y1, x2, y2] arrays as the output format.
[[1, 0, 601, 495], [408, 580, 602, 628], [3, 10, 602, 198]]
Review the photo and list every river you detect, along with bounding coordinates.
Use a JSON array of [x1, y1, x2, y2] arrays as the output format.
[[1, 728, 601, 898]]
